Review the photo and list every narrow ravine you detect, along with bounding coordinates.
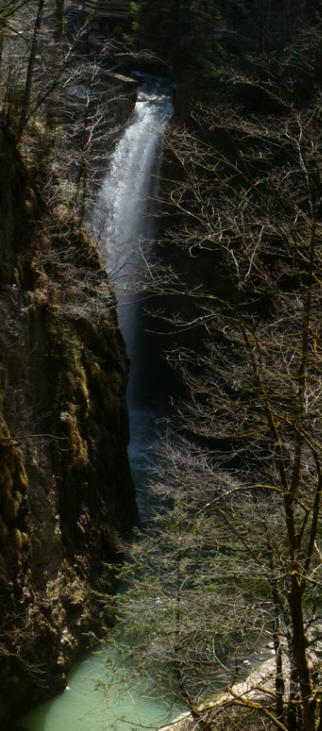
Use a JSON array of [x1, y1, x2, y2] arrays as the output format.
[[21, 77, 179, 731]]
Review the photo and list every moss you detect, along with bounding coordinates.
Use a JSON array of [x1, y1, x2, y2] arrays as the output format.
[[54, 327, 91, 411], [0, 464, 14, 494], [76, 520, 86, 535], [4, 497, 21, 524], [66, 404, 89, 468], [78, 370, 90, 406], [65, 370, 77, 391], [19, 465, 28, 491], [0, 516, 9, 542], [110, 371, 123, 395], [13, 528, 28, 550], [0, 366, 8, 399], [90, 360, 100, 375], [14, 528, 23, 549], [0, 441, 28, 528]]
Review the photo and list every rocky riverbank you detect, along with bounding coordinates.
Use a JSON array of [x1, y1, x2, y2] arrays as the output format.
[[159, 633, 322, 731]]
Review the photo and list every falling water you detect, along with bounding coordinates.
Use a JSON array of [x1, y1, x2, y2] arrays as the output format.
[[92, 77, 173, 361], [92, 75, 174, 513], [21, 77, 178, 731]]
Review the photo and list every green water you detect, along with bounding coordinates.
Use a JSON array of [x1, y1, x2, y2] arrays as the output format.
[[21, 647, 181, 731]]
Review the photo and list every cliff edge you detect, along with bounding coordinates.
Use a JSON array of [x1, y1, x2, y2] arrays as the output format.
[[0, 124, 137, 723]]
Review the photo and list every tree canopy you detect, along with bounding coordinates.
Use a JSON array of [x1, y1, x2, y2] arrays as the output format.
[[107, 9, 322, 730]]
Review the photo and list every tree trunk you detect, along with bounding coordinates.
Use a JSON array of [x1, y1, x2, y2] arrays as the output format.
[[18, 0, 46, 138], [289, 578, 315, 731], [46, 0, 65, 134]]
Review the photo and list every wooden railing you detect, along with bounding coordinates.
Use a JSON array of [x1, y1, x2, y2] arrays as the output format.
[[82, 0, 131, 17]]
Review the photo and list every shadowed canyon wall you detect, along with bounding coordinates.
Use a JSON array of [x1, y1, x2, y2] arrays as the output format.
[[0, 125, 137, 724]]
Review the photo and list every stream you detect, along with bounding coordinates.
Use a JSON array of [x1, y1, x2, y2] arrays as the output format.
[[21, 78, 179, 730]]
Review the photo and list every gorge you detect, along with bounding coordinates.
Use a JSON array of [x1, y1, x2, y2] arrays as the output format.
[[19, 75, 177, 731], [1, 3, 322, 730]]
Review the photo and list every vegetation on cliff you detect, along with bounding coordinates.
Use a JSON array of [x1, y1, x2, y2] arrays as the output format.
[[0, 3, 138, 722], [107, 3, 322, 731], [1, 0, 322, 729]]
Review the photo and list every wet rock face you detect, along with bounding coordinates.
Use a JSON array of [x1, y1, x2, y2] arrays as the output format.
[[0, 128, 137, 721]]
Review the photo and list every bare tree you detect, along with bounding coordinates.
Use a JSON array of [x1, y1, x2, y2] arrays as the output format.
[[107, 69, 322, 731]]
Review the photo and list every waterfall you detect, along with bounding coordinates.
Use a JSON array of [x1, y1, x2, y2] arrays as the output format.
[[92, 76, 174, 514], [92, 77, 173, 376], [21, 77, 179, 731]]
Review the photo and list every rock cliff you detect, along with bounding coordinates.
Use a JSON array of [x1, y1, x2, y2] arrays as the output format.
[[0, 125, 137, 724]]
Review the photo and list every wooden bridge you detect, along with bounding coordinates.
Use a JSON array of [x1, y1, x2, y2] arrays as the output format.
[[82, 0, 131, 19]]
